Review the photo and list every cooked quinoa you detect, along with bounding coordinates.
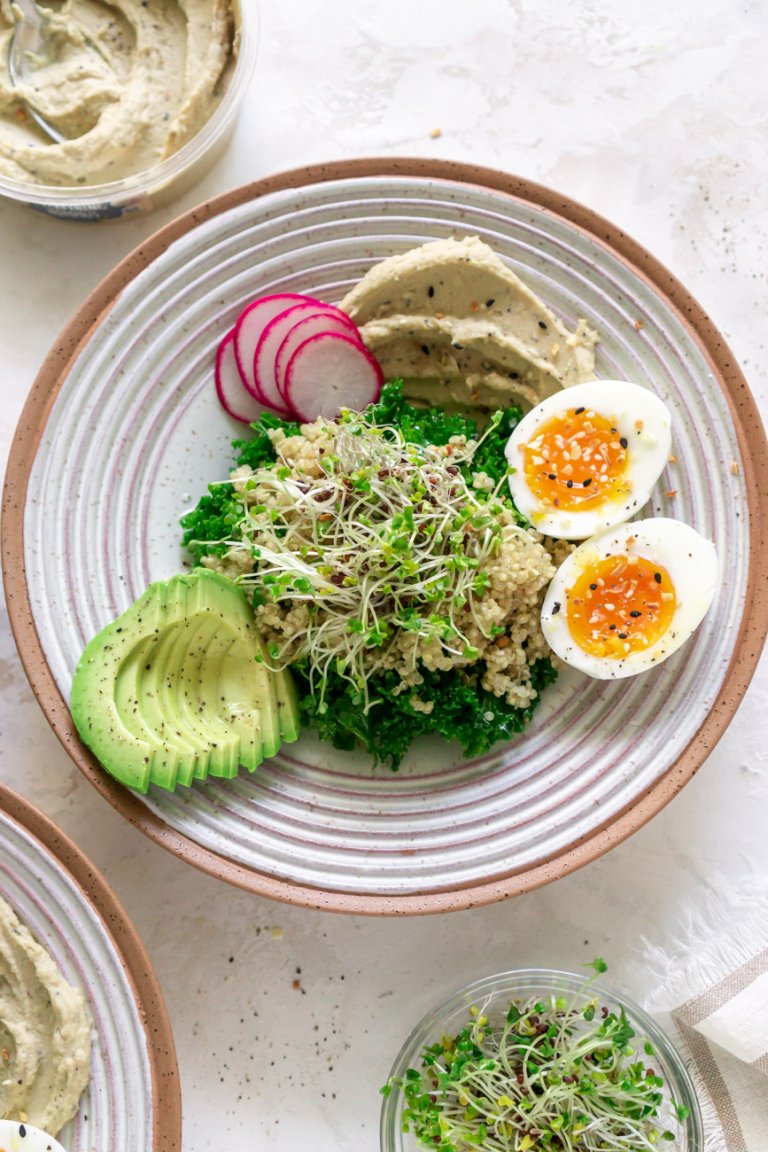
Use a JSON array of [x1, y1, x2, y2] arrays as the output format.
[[203, 414, 566, 715]]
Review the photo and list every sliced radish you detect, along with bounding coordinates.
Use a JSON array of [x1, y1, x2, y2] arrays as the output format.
[[283, 333, 383, 422], [274, 311, 362, 403], [215, 330, 265, 424], [255, 302, 360, 413], [233, 293, 317, 412]]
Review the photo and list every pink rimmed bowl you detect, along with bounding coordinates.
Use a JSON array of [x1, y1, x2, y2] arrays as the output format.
[[0, 781, 180, 1149], [3, 158, 767, 913]]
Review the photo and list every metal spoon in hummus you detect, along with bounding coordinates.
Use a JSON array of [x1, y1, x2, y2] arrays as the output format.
[[7, 0, 66, 143], [0, 1119, 67, 1151]]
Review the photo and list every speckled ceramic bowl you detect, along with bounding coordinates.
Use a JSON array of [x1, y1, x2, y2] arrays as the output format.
[[381, 969, 704, 1152], [3, 159, 767, 913], [0, 1, 257, 221], [0, 782, 180, 1150]]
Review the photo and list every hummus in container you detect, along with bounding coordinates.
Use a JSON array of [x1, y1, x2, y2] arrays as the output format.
[[0, 0, 253, 217], [341, 235, 599, 412], [0, 893, 91, 1136]]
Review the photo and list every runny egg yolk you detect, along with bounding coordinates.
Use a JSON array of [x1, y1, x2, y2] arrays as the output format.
[[566, 554, 677, 659], [522, 408, 629, 512]]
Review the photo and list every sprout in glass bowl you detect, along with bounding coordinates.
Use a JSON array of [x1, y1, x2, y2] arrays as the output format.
[[380, 965, 704, 1152]]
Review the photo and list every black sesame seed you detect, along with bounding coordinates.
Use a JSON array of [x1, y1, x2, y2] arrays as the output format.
[[485, 298, 495, 307], [609, 624, 616, 630], [566, 479, 573, 488], [420, 344, 430, 356], [589, 583, 598, 590], [583, 478, 592, 487], [552, 602, 561, 615], [654, 571, 662, 583], [427, 285, 435, 297], [630, 610, 642, 617], [538, 320, 547, 330], [548, 473, 556, 480], [508, 371, 520, 379], [618, 632, 628, 639], [575, 406, 585, 414], [620, 436, 628, 449]]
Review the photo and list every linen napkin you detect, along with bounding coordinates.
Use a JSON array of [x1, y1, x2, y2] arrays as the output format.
[[642, 899, 768, 1151]]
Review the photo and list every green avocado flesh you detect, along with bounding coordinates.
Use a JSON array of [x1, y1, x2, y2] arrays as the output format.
[[70, 569, 300, 793]]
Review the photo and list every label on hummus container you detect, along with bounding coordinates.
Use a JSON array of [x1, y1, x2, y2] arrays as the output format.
[[0, 894, 91, 1136], [0, 0, 237, 188]]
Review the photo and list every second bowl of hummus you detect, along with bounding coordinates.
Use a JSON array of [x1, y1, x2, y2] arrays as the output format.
[[0, 0, 257, 220]]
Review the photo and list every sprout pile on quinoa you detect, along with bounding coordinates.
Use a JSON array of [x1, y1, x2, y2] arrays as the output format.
[[182, 383, 561, 767], [230, 409, 525, 714]]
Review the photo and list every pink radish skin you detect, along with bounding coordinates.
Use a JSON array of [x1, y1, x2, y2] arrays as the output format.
[[284, 333, 383, 422], [255, 302, 359, 413], [233, 293, 317, 412], [215, 330, 266, 424], [274, 311, 362, 404]]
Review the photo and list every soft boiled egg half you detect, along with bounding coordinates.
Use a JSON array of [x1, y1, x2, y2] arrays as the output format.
[[505, 380, 672, 539], [541, 518, 718, 679]]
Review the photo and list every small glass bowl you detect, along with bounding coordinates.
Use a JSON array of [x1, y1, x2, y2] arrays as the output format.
[[381, 969, 704, 1152], [0, 0, 258, 221]]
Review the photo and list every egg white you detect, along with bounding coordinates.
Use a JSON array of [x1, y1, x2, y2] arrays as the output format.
[[505, 380, 672, 539], [541, 518, 718, 679]]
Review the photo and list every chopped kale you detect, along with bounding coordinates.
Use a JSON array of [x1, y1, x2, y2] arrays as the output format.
[[180, 411, 298, 559], [295, 659, 557, 771], [180, 485, 241, 560], [233, 411, 300, 470], [366, 380, 485, 445], [470, 406, 524, 489]]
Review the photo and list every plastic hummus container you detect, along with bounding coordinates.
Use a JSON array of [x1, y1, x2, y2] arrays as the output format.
[[0, 0, 257, 221]]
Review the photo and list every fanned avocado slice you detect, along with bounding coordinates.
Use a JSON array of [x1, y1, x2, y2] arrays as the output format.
[[70, 569, 300, 793], [275, 667, 300, 743]]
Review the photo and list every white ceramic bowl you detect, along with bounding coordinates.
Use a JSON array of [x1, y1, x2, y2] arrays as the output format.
[[0, 1, 257, 221], [4, 160, 767, 912], [0, 782, 180, 1150]]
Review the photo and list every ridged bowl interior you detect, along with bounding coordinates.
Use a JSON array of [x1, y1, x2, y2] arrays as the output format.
[[5, 160, 766, 912], [0, 784, 179, 1150]]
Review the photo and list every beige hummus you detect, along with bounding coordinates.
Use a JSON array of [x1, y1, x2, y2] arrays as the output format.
[[341, 236, 599, 412], [0, 0, 236, 187], [0, 894, 91, 1135]]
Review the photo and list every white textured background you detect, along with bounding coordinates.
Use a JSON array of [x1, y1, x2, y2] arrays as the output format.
[[1, 1, 767, 1148]]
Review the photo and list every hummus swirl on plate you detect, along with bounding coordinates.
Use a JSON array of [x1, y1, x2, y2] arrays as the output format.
[[0, 894, 91, 1135], [341, 236, 599, 411], [0, 0, 236, 187]]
